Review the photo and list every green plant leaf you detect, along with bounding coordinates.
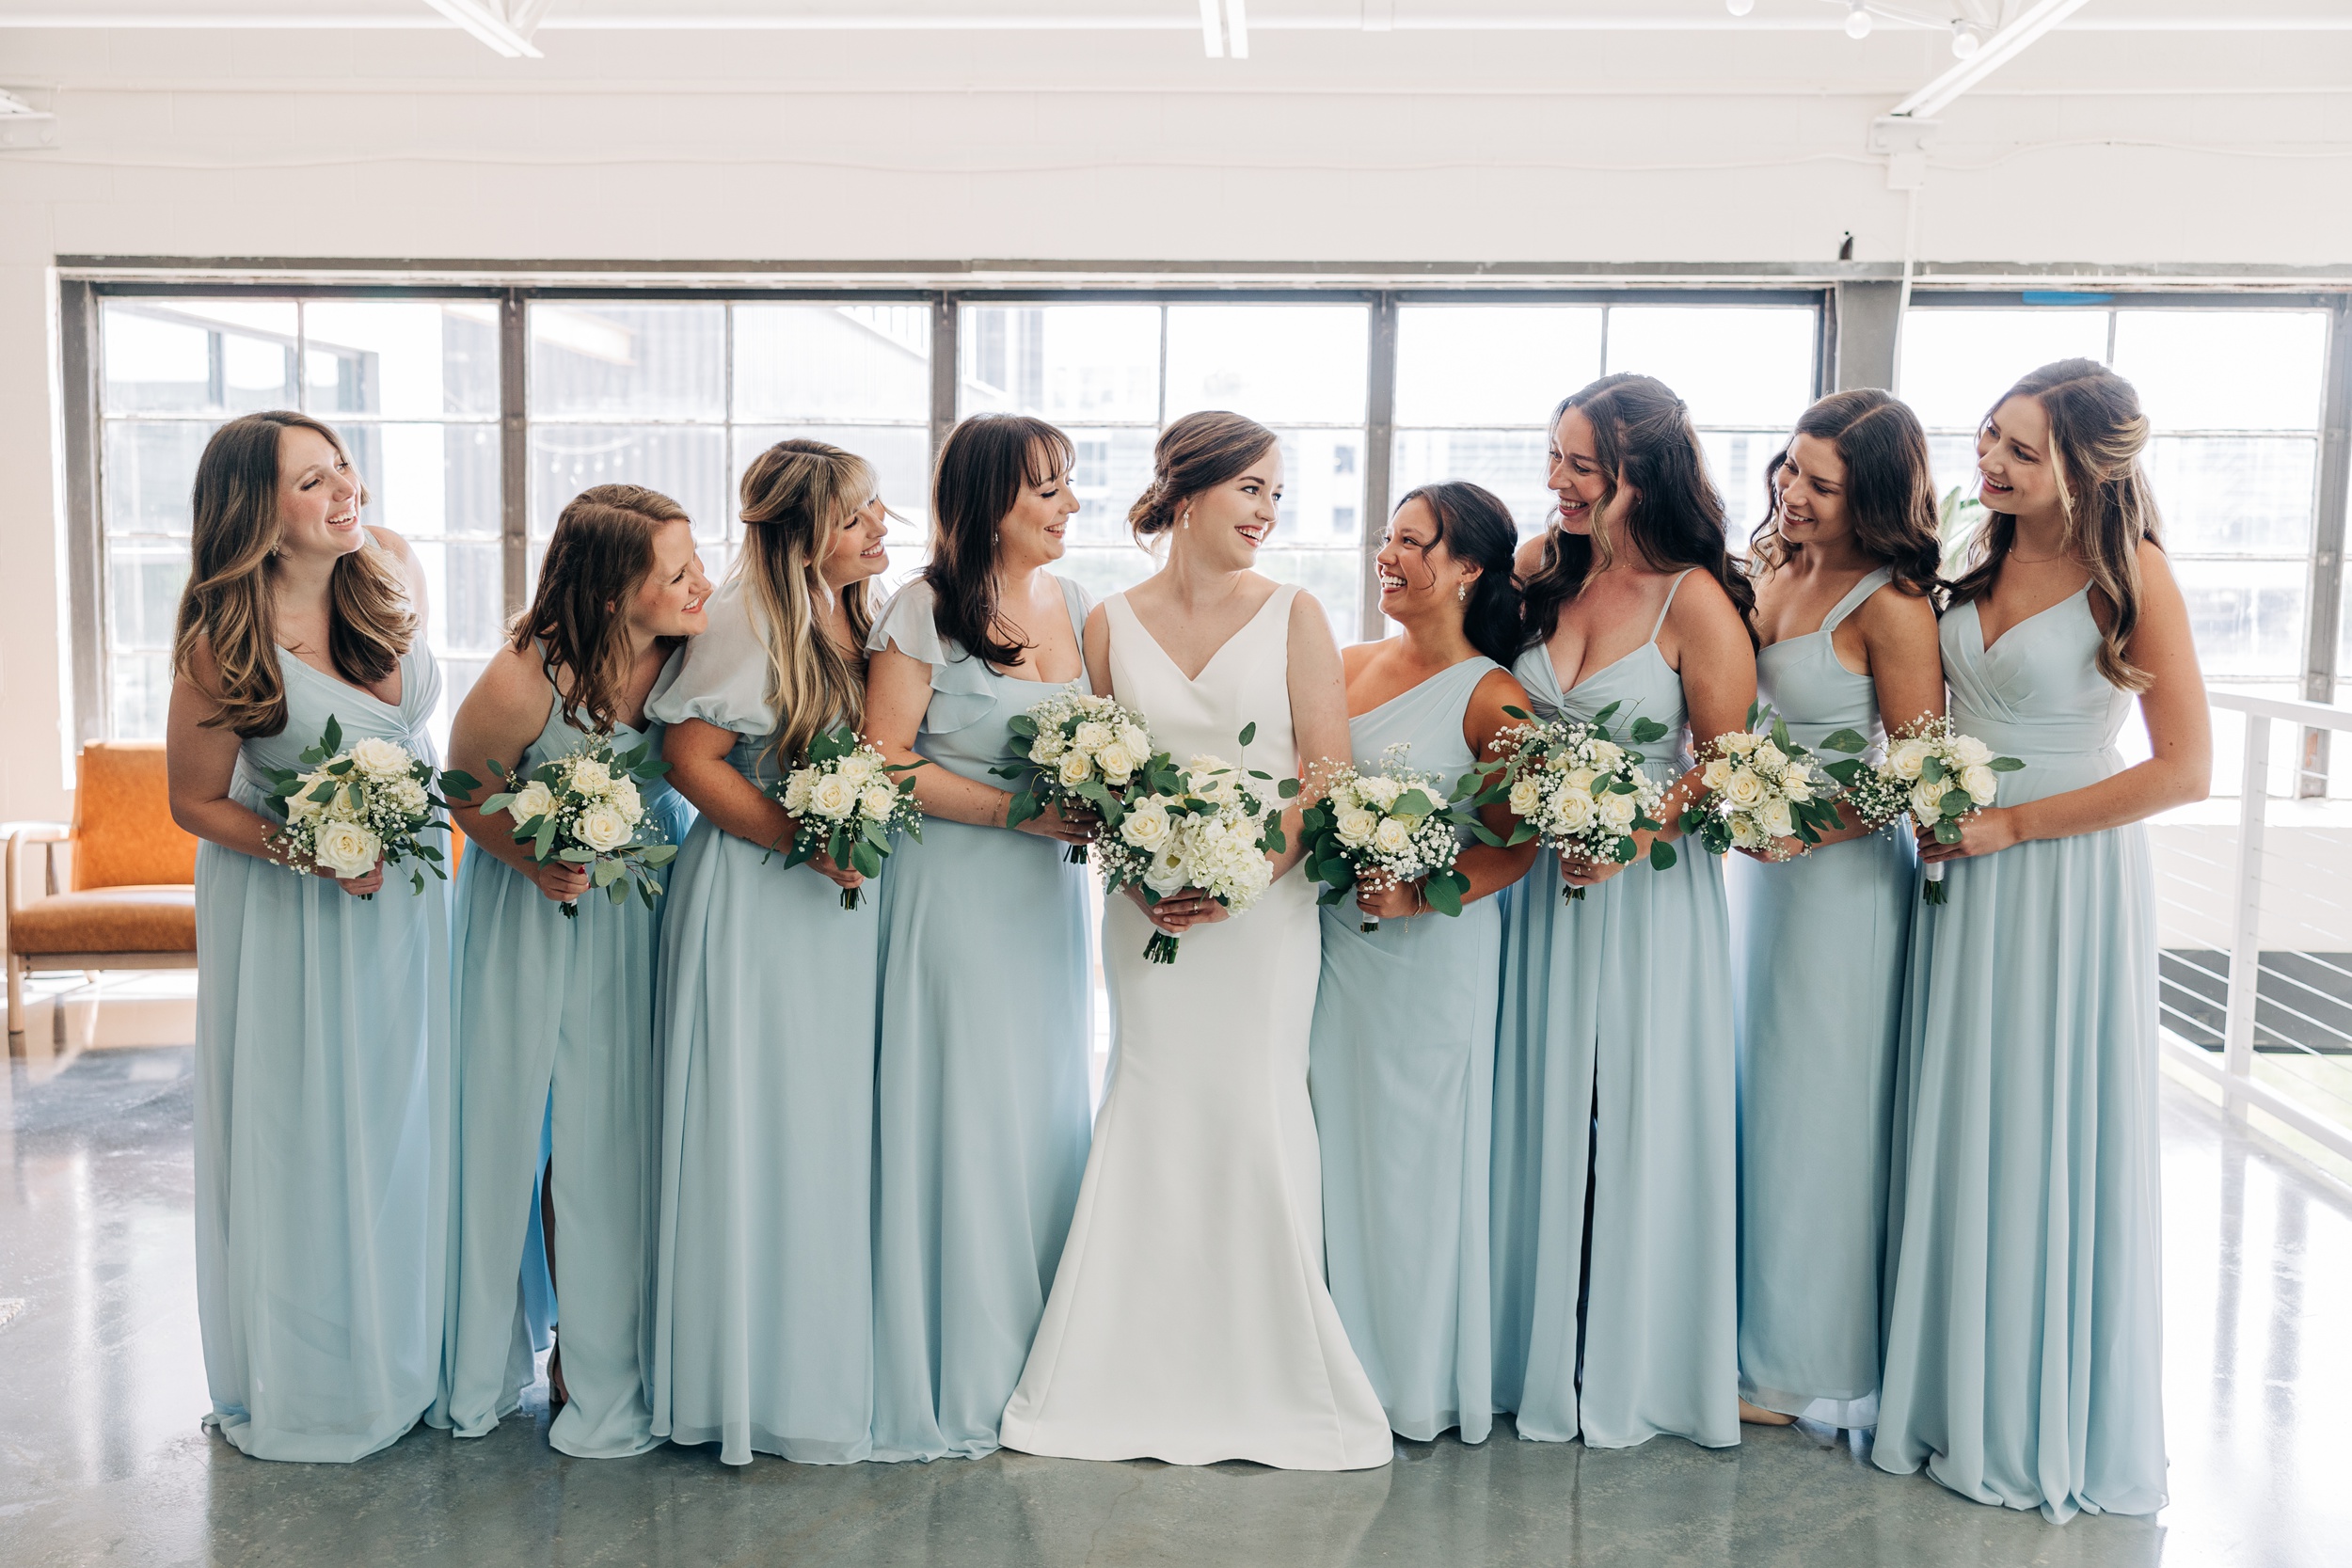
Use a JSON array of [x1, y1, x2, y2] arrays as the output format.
[[1990, 756, 2026, 771], [1629, 717, 1669, 745]]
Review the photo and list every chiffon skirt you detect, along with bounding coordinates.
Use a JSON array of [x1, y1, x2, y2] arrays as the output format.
[[1310, 897, 1500, 1444], [1873, 820, 2167, 1521], [869, 816, 1093, 1462], [1490, 847, 1740, 1450], [1729, 826, 1915, 1427], [648, 817, 878, 1465]]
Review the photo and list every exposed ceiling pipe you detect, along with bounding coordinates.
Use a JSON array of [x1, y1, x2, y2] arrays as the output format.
[[1890, 0, 2095, 119]]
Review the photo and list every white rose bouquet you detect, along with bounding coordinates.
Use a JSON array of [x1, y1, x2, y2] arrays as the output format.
[[1092, 723, 1296, 964], [1298, 747, 1501, 932], [1820, 714, 2023, 905], [259, 714, 452, 898], [441, 736, 677, 919], [1488, 700, 1674, 901], [993, 689, 1153, 863], [1679, 705, 1846, 861], [771, 724, 925, 911]]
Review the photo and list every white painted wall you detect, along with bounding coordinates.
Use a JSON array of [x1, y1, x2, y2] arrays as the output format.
[[0, 12, 2346, 816]]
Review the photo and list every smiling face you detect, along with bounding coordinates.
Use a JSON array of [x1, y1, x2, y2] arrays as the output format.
[[628, 516, 713, 641], [1175, 441, 1283, 571], [998, 442, 1080, 569], [1376, 496, 1479, 629], [1546, 405, 1633, 544], [274, 424, 366, 564], [819, 493, 893, 591], [1772, 431, 1853, 553], [1977, 394, 2064, 523]]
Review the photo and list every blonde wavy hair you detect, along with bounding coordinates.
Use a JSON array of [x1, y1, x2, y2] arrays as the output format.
[[1947, 358, 2164, 692], [734, 438, 879, 774], [170, 411, 415, 737]]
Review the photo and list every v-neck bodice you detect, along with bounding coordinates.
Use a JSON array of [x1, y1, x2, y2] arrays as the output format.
[[1756, 567, 1889, 751], [1942, 588, 2132, 804], [238, 642, 442, 785], [1510, 571, 1693, 765]]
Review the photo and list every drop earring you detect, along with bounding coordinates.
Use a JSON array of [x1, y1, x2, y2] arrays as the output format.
[[1181, 512, 1190, 531], [1456, 583, 1468, 603]]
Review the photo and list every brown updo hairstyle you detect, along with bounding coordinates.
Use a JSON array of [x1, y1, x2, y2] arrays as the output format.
[[170, 410, 414, 737], [515, 483, 694, 735], [1393, 482, 1523, 668], [1128, 410, 1279, 543], [1749, 388, 1944, 602]]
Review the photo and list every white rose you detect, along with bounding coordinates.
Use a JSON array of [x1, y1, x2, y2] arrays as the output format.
[[1508, 777, 1546, 818], [1327, 780, 1361, 813], [1700, 757, 1736, 792], [860, 784, 900, 822], [607, 778, 644, 824], [322, 780, 370, 823], [1564, 767, 1599, 794], [1119, 722, 1151, 757], [1758, 797, 1795, 838], [807, 773, 859, 819], [1335, 807, 1380, 848], [1073, 721, 1113, 755], [1073, 692, 1111, 713], [1586, 738, 1624, 771], [1888, 738, 1931, 780], [1909, 779, 1948, 826], [1550, 788, 1596, 833], [1753, 742, 1788, 773], [1359, 775, 1404, 810], [1961, 763, 1999, 805], [1372, 816, 1412, 856], [1598, 790, 1638, 829], [782, 770, 816, 813], [1720, 769, 1768, 811], [570, 757, 612, 792], [386, 777, 430, 821], [313, 819, 381, 880], [1949, 734, 1993, 768], [1095, 740, 1136, 784], [1729, 817, 1764, 850], [1034, 727, 1068, 761], [1057, 751, 1094, 789], [1120, 801, 1173, 850], [348, 736, 412, 780], [509, 780, 557, 826], [285, 771, 330, 823], [835, 752, 878, 787], [1143, 847, 1192, 895], [1784, 775, 1814, 804], [1720, 731, 1760, 756], [577, 803, 632, 853]]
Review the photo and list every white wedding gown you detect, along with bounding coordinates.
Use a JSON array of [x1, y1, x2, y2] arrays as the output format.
[[999, 585, 1393, 1471]]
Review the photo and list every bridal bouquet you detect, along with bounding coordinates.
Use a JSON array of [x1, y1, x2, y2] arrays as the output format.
[[1819, 715, 2024, 905], [440, 736, 677, 918], [1491, 701, 1675, 900], [1679, 705, 1846, 861], [772, 725, 925, 911], [260, 714, 451, 898], [1300, 748, 1489, 931], [1095, 723, 1295, 964], [993, 689, 1153, 863]]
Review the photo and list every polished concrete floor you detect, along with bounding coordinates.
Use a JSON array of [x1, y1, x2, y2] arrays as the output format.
[[4, 1037, 2347, 1567]]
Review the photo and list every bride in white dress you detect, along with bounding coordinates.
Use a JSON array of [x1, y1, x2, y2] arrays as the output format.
[[999, 411, 1394, 1471]]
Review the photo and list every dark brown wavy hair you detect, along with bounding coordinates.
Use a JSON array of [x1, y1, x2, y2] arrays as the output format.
[[1749, 388, 1944, 602], [1519, 373, 1757, 649], [1393, 482, 1523, 668], [513, 483, 694, 735], [925, 413, 1075, 667], [1947, 357, 2165, 691], [170, 410, 414, 737], [1129, 410, 1279, 542]]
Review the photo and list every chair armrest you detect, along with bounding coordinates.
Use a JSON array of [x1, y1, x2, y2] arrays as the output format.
[[5, 823, 73, 927]]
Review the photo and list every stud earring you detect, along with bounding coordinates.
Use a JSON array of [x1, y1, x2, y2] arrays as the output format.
[[993, 530, 1001, 546]]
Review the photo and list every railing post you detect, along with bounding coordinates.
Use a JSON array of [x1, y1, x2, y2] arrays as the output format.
[[2221, 714, 2272, 1119]]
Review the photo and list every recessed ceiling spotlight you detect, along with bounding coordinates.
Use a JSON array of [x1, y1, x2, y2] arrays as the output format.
[[1950, 20, 1983, 58], [1845, 4, 1874, 40]]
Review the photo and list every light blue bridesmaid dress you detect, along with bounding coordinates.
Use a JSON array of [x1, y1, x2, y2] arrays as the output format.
[[866, 578, 1095, 1462], [643, 579, 878, 1465], [193, 642, 450, 1463], [1490, 569, 1740, 1450], [1729, 567, 1916, 1427], [1874, 586, 2166, 1522], [436, 659, 695, 1457], [1310, 654, 1502, 1445]]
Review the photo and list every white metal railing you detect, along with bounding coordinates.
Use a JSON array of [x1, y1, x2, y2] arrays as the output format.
[[2157, 690, 2352, 1166]]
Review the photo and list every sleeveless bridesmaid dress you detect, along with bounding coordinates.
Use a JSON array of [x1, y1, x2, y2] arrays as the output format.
[[642, 579, 878, 1465], [437, 662, 695, 1457], [866, 578, 1095, 1463], [1729, 567, 1915, 1427], [1873, 588, 2167, 1522], [1001, 585, 1392, 1470], [193, 641, 451, 1462], [1310, 654, 1502, 1444], [1490, 570, 1740, 1450]]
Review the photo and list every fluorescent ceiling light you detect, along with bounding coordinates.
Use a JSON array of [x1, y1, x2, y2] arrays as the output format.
[[1198, 0, 1221, 57]]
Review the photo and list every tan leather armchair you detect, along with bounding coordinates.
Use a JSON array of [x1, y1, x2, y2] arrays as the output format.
[[6, 742, 199, 1050]]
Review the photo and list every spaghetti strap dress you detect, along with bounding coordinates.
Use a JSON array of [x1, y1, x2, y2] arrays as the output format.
[[1873, 588, 2167, 1522], [1310, 653, 1503, 1444], [866, 576, 1095, 1462], [1730, 567, 1915, 1427], [642, 578, 879, 1465], [1490, 569, 1740, 1450], [193, 641, 452, 1462], [436, 659, 694, 1456]]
